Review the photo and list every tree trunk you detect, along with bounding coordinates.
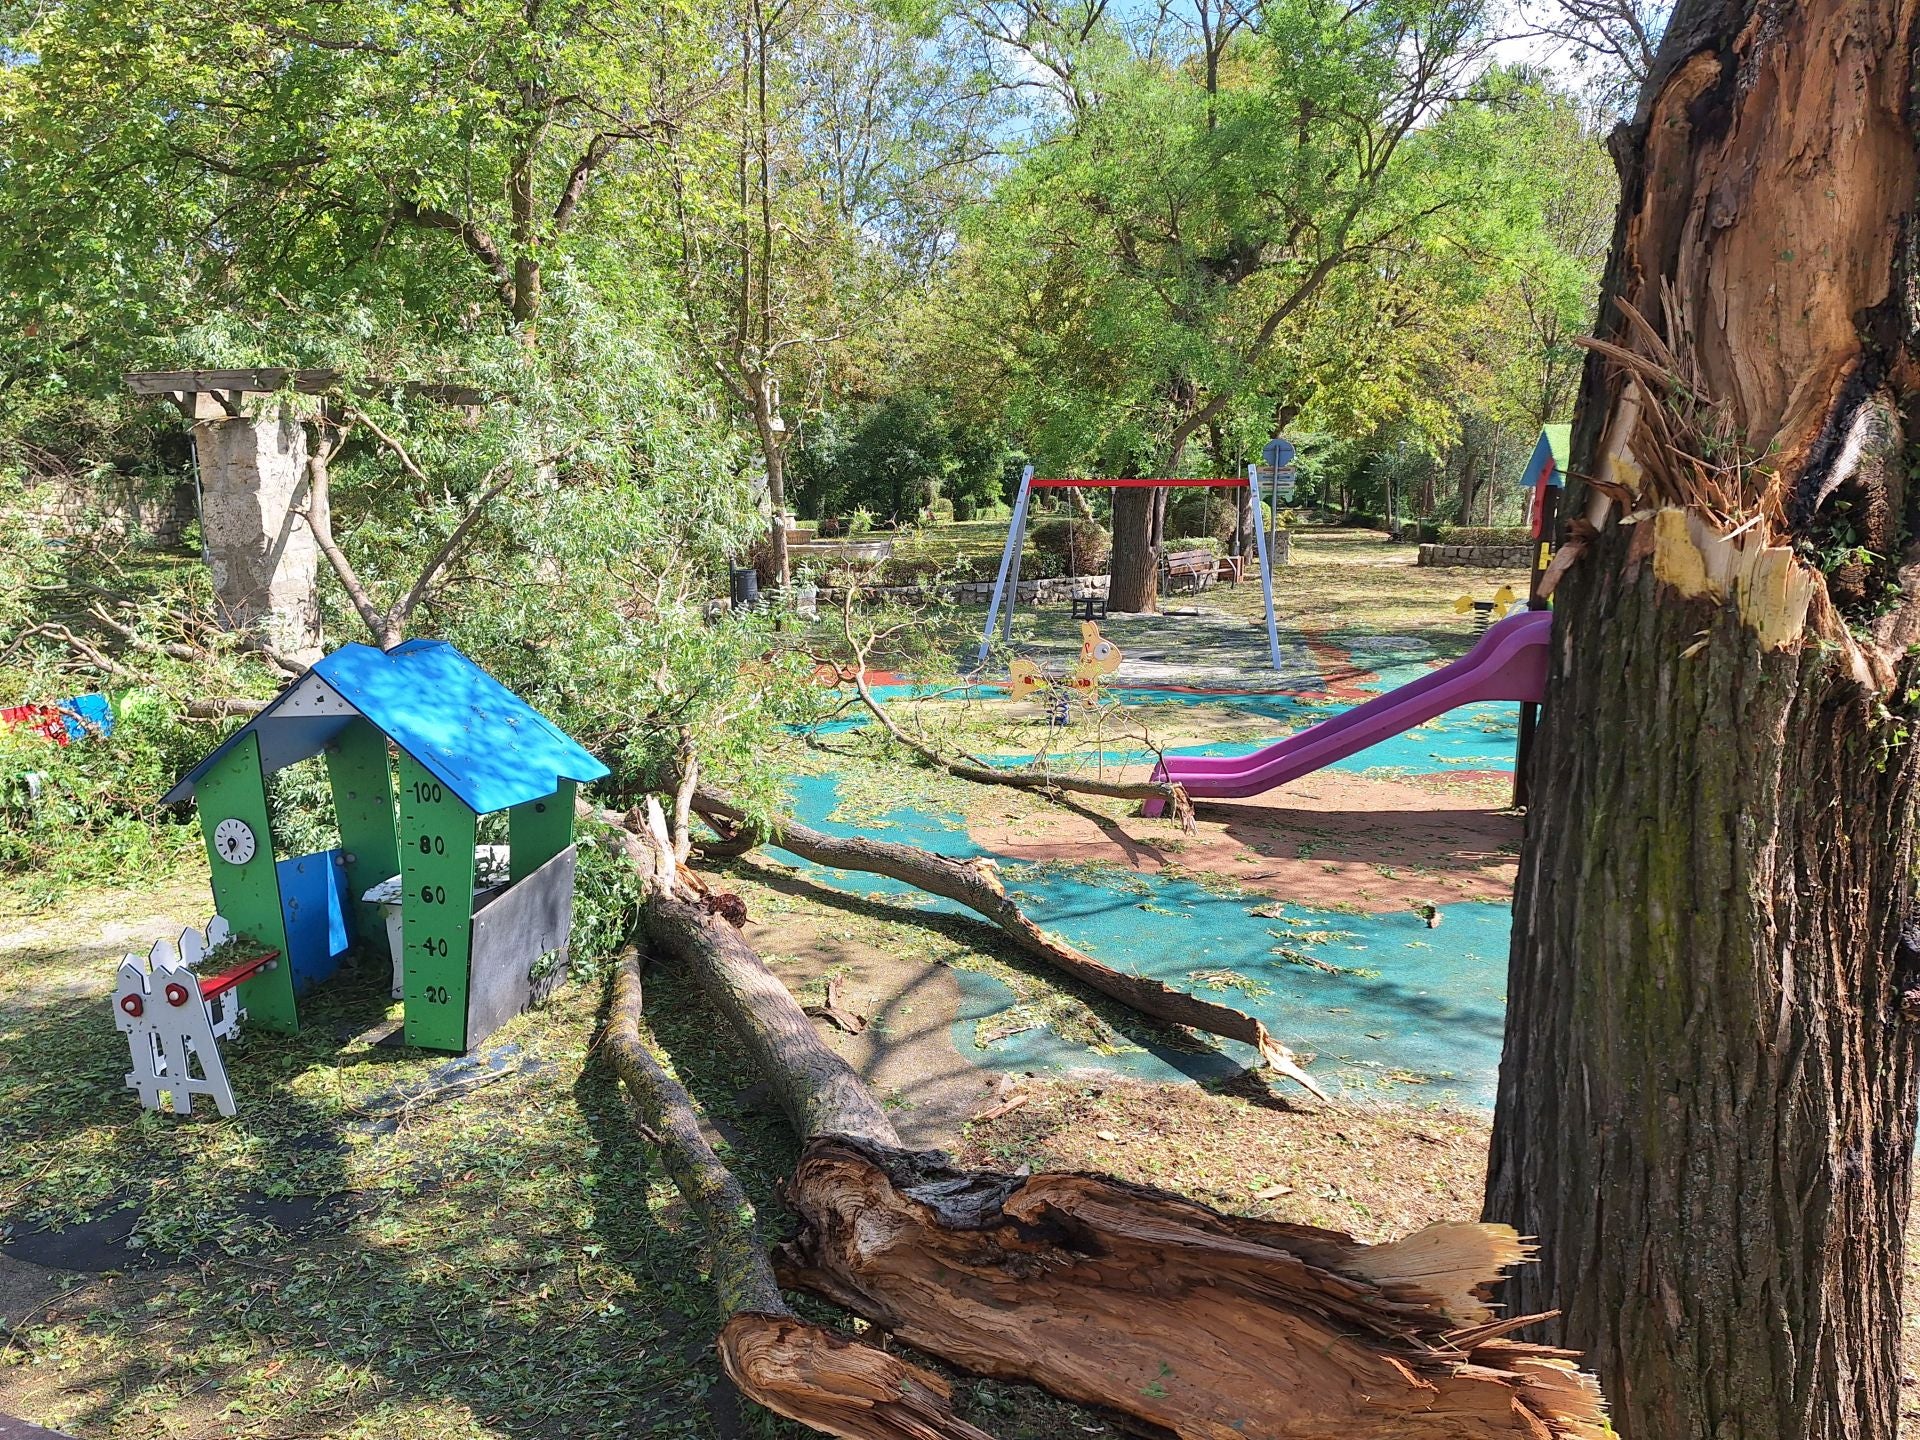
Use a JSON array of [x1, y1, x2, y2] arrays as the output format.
[[648, 887, 899, 1148], [781, 1138, 1608, 1440], [1111, 405, 1210, 611], [604, 809, 1610, 1440], [1454, 431, 1481, 525], [762, 415, 791, 590], [1484, 2, 1920, 1436], [1108, 486, 1159, 612], [603, 949, 1003, 1440]]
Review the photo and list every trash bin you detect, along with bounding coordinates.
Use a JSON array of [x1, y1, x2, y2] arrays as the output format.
[[730, 566, 760, 610]]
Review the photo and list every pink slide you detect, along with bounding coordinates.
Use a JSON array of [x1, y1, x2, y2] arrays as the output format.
[[1143, 609, 1551, 814]]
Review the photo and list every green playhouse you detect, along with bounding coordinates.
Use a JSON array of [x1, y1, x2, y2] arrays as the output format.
[[160, 640, 609, 1053]]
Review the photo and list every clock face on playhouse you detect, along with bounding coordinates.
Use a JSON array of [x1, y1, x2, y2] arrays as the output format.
[[213, 817, 257, 866]]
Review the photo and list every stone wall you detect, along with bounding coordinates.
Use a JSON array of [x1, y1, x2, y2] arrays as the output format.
[[1416, 542, 1532, 569], [19, 478, 198, 546]]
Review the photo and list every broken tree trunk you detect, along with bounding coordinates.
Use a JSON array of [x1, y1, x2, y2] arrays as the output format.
[[604, 806, 1607, 1438], [781, 1138, 1608, 1440], [596, 808, 899, 1147], [690, 787, 1323, 1096], [1483, 0, 1920, 1436], [601, 949, 999, 1440]]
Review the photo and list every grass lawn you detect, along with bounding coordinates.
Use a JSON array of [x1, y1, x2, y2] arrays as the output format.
[[10, 530, 1912, 1438]]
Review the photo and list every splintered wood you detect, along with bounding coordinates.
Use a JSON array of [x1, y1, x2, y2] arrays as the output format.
[[602, 799, 1608, 1439], [779, 1140, 1609, 1440]]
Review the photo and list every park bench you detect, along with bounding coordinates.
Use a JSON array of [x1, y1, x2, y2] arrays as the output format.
[[1161, 549, 1215, 594], [1214, 554, 1245, 584]]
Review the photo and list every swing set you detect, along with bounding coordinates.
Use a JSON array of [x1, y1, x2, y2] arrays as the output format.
[[976, 465, 1284, 670]]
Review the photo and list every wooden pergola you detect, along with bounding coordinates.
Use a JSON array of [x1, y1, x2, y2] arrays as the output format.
[[125, 369, 489, 421]]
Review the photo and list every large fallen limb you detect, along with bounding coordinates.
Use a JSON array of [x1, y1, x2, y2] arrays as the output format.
[[691, 787, 1325, 1098], [599, 810, 901, 1147], [604, 949, 999, 1439], [612, 830, 1608, 1439], [854, 664, 1195, 826], [780, 1139, 1608, 1440]]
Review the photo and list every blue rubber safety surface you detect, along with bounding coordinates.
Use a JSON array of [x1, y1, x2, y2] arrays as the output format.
[[772, 662, 1521, 1107]]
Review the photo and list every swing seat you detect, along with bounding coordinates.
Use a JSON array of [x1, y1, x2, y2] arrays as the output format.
[[1070, 589, 1107, 621]]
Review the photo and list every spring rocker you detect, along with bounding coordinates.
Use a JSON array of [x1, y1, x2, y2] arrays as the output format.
[[1008, 621, 1125, 725], [122, 639, 608, 1115], [1452, 584, 1518, 631]]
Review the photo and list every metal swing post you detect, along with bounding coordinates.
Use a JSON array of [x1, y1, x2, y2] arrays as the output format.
[[977, 465, 1035, 666], [1249, 464, 1283, 672]]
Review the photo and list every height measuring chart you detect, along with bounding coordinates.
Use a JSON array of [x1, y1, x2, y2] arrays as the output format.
[[398, 754, 478, 1050]]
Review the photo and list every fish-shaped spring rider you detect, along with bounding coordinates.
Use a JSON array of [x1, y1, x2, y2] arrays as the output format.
[[1008, 623, 1125, 718]]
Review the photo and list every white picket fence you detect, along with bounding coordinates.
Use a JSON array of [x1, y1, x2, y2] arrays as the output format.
[[111, 916, 251, 1117]]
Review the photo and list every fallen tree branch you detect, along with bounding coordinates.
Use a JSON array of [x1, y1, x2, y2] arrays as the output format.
[[596, 810, 1609, 1440], [837, 595, 1194, 827], [601, 948, 1000, 1440], [690, 788, 1325, 1098], [184, 697, 272, 719], [597, 810, 900, 1147]]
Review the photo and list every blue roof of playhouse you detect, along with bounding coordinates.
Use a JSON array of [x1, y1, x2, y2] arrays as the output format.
[[1518, 425, 1571, 491], [163, 640, 608, 814]]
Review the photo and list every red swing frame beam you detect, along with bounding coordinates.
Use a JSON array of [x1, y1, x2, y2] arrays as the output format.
[[1028, 477, 1244, 488]]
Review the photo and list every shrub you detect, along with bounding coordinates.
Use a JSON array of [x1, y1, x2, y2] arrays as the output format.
[[1031, 516, 1110, 576], [1433, 526, 1533, 546], [877, 552, 947, 585], [1343, 511, 1388, 531], [1166, 489, 1241, 545]]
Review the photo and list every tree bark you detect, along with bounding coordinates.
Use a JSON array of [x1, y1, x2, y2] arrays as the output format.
[[605, 812, 1609, 1440], [781, 1138, 1608, 1440], [1484, 2, 1920, 1436], [602, 949, 1001, 1440], [1107, 486, 1159, 612], [751, 375, 792, 591], [646, 886, 901, 1147]]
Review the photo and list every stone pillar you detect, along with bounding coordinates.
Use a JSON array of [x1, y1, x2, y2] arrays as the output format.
[[191, 407, 323, 663]]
